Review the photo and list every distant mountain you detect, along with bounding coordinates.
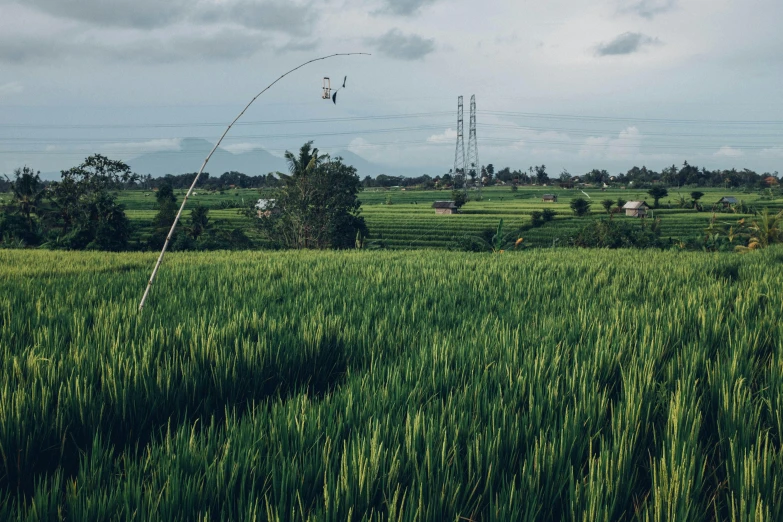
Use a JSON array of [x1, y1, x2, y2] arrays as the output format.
[[330, 149, 438, 178], [38, 139, 436, 181], [127, 138, 288, 177], [329, 150, 393, 177]]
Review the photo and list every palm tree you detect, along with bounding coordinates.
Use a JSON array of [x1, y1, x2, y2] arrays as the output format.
[[735, 208, 783, 252], [9, 167, 44, 227], [284, 141, 327, 177]]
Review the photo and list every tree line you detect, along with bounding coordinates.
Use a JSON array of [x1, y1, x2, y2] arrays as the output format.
[[359, 162, 779, 190], [1, 144, 366, 252]]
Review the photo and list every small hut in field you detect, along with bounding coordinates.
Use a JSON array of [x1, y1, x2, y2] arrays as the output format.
[[719, 196, 738, 208], [542, 194, 557, 203], [623, 201, 649, 217], [432, 201, 458, 215]]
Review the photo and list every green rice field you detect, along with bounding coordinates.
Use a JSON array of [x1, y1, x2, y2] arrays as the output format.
[[112, 186, 783, 249], [2, 246, 783, 520]]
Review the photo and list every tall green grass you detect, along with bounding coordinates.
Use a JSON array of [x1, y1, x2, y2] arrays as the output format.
[[1, 247, 782, 520]]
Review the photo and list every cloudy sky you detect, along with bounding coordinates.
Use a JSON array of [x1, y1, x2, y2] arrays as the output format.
[[1, 0, 782, 177]]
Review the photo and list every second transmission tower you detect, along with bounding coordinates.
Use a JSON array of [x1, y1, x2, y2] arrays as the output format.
[[453, 96, 466, 194], [466, 95, 480, 199]]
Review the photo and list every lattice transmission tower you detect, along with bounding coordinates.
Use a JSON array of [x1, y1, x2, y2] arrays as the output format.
[[466, 95, 480, 199], [453, 96, 466, 193]]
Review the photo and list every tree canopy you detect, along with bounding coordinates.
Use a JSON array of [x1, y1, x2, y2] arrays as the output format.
[[258, 142, 366, 249]]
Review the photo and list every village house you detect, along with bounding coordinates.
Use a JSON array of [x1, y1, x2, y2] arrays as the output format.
[[542, 194, 557, 203], [623, 201, 649, 217], [432, 201, 458, 214], [255, 198, 276, 218]]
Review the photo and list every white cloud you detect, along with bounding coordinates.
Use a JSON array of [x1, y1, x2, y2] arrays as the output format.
[[100, 139, 182, 153], [580, 126, 642, 159], [347, 137, 382, 153], [222, 142, 264, 154], [617, 0, 677, 19], [714, 146, 744, 158], [426, 128, 457, 144]]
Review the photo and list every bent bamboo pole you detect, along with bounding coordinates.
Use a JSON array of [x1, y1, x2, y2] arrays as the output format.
[[139, 52, 370, 311]]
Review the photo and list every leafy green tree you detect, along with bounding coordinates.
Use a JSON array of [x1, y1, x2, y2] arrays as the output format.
[[84, 190, 132, 251], [690, 191, 704, 202], [42, 155, 134, 250], [530, 211, 543, 228], [259, 141, 366, 249], [542, 208, 556, 222], [616, 198, 627, 210], [188, 204, 210, 240], [570, 197, 591, 217], [147, 182, 178, 248], [452, 190, 468, 209], [155, 182, 178, 228], [533, 165, 549, 185], [647, 187, 669, 208], [47, 155, 135, 236], [601, 199, 614, 214], [0, 167, 45, 245]]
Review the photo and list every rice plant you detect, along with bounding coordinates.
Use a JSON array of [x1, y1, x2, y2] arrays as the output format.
[[1, 246, 782, 520]]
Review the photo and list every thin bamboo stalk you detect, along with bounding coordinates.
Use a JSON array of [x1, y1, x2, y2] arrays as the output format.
[[138, 52, 371, 311]]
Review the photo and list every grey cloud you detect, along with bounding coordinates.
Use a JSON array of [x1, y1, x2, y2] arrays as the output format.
[[4, 0, 315, 35], [4, 0, 191, 29], [0, 36, 67, 64], [595, 32, 661, 56], [197, 1, 316, 36], [0, 31, 268, 64], [618, 0, 676, 19], [276, 38, 320, 53], [376, 0, 439, 16], [366, 29, 435, 60], [107, 31, 268, 63]]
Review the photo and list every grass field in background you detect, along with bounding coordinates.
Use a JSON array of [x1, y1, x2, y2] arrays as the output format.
[[2, 185, 781, 248], [113, 186, 783, 249]]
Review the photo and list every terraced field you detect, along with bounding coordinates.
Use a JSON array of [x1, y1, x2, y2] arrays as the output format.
[[111, 186, 783, 249]]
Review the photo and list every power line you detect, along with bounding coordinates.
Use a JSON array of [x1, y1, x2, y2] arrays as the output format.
[[483, 110, 783, 126], [4, 136, 779, 156], [0, 111, 453, 130], [3, 109, 783, 131]]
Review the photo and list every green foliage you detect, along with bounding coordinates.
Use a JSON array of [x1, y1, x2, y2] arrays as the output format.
[[149, 181, 178, 249], [648, 186, 669, 208], [530, 210, 544, 228], [0, 157, 136, 251], [571, 218, 664, 248], [601, 199, 615, 214], [258, 141, 366, 249], [0, 167, 45, 246], [542, 208, 556, 222], [188, 204, 210, 240], [451, 190, 468, 209], [570, 197, 591, 217]]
